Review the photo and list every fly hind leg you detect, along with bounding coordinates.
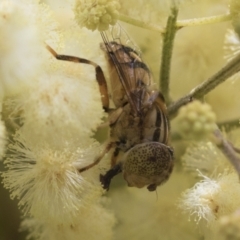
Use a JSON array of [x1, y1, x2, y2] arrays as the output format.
[[46, 44, 109, 112]]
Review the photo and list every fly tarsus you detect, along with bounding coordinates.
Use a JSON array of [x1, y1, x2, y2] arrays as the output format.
[[100, 163, 122, 190]]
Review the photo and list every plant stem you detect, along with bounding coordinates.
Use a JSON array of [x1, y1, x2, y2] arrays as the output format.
[[159, 5, 178, 104], [217, 119, 240, 132], [213, 128, 240, 175], [118, 14, 164, 32], [168, 53, 240, 118], [176, 13, 232, 28], [118, 13, 231, 32]]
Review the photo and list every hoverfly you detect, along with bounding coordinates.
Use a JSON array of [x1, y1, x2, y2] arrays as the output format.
[[46, 25, 174, 192]]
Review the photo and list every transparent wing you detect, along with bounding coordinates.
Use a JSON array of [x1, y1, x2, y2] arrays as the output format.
[[101, 24, 153, 115]]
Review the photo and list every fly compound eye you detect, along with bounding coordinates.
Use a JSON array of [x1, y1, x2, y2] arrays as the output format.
[[122, 142, 174, 191]]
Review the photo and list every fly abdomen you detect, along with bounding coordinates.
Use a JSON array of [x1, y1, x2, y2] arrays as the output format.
[[143, 102, 169, 145]]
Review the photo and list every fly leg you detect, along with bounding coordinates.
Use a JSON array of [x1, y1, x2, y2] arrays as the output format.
[[78, 142, 115, 173], [111, 147, 120, 167], [100, 147, 122, 190], [46, 44, 110, 112], [100, 163, 122, 191]]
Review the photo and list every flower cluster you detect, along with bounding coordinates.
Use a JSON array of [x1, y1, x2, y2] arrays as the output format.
[[175, 100, 216, 140], [179, 127, 240, 239], [74, 0, 120, 31]]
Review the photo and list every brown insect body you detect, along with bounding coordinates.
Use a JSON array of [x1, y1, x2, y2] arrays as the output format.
[[46, 26, 174, 191], [100, 36, 174, 191]]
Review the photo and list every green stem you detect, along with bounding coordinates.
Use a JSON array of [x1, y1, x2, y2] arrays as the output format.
[[176, 13, 232, 28], [168, 53, 240, 118], [217, 119, 240, 132], [159, 6, 178, 104]]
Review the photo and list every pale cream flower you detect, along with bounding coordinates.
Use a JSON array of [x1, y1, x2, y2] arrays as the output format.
[[180, 173, 221, 223], [74, 0, 120, 31], [5, 26, 106, 149], [179, 172, 240, 232], [173, 0, 237, 122], [180, 130, 240, 238], [37, 2, 63, 48], [182, 141, 231, 177], [21, 199, 116, 240], [171, 0, 228, 100], [0, 0, 62, 101], [2, 132, 106, 225], [43, 3, 74, 31], [0, 1, 44, 98], [2, 1, 112, 227], [7, 71, 103, 150], [121, 0, 170, 26]]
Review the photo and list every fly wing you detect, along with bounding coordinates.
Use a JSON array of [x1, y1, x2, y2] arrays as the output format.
[[101, 25, 153, 115]]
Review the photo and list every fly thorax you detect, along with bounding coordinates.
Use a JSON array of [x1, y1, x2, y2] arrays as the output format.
[[110, 104, 143, 150]]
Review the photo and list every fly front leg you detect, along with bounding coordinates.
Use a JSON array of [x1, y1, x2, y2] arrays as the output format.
[[100, 163, 122, 191], [78, 142, 115, 173], [46, 44, 110, 112], [100, 147, 122, 190], [97, 107, 123, 129]]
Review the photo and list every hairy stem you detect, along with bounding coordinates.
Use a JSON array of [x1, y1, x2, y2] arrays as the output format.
[[168, 53, 240, 118], [159, 5, 178, 104], [176, 13, 232, 28]]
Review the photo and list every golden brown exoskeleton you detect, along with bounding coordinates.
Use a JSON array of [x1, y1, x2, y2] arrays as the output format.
[[46, 27, 174, 192]]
